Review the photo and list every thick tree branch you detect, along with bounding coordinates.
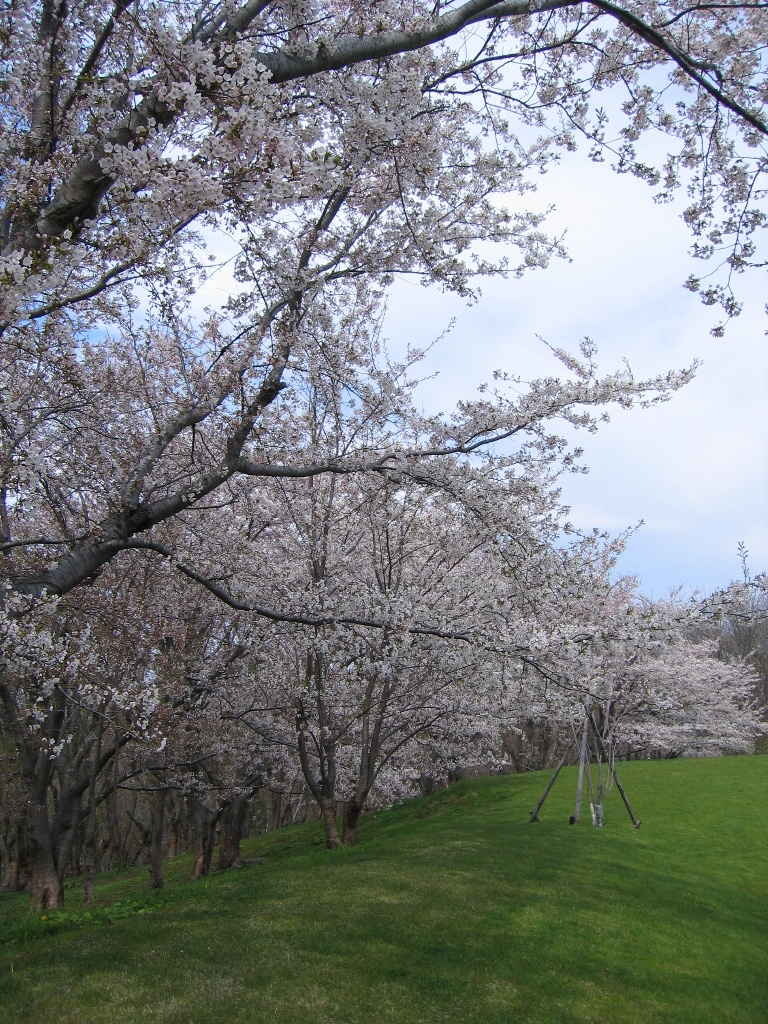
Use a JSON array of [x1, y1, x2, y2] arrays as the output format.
[[93, 536, 481, 642], [59, 0, 133, 121]]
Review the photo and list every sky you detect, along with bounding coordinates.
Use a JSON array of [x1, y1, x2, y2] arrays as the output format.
[[381, 148, 768, 598]]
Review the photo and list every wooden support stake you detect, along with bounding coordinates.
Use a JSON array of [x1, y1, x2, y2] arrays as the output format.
[[587, 711, 642, 829], [570, 703, 591, 825], [529, 740, 575, 822]]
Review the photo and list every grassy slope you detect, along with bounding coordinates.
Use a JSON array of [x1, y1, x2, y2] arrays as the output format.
[[1, 755, 766, 1024]]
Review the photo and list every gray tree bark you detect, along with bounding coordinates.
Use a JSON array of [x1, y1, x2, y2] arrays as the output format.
[[217, 796, 249, 870], [149, 784, 168, 889]]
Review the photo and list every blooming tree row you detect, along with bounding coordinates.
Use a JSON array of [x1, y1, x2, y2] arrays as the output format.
[[1, 0, 766, 907]]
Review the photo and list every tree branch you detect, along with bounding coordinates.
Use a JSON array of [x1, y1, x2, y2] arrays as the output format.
[[588, 0, 767, 136]]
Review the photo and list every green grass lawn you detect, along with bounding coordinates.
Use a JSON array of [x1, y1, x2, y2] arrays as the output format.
[[1, 755, 766, 1023]]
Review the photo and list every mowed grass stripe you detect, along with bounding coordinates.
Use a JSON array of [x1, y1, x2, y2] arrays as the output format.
[[1, 755, 766, 1024]]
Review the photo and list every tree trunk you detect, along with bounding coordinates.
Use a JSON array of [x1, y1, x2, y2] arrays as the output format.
[[342, 800, 362, 846], [1, 854, 21, 891], [165, 790, 182, 858], [0, 820, 31, 891], [270, 791, 283, 833], [217, 796, 248, 870], [82, 713, 105, 903], [187, 795, 217, 880], [149, 787, 167, 889], [82, 845, 96, 903], [29, 854, 62, 910], [2, 690, 66, 908], [107, 731, 124, 863], [53, 787, 83, 889], [127, 794, 152, 865], [321, 799, 341, 849], [27, 795, 63, 910]]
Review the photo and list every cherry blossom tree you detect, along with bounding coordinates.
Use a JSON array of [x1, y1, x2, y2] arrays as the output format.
[[151, 611, 271, 882], [701, 556, 768, 710], [609, 638, 762, 757], [158, 310, 693, 848], [506, 571, 764, 779], [0, 564, 176, 907], [232, 475, 512, 848]]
